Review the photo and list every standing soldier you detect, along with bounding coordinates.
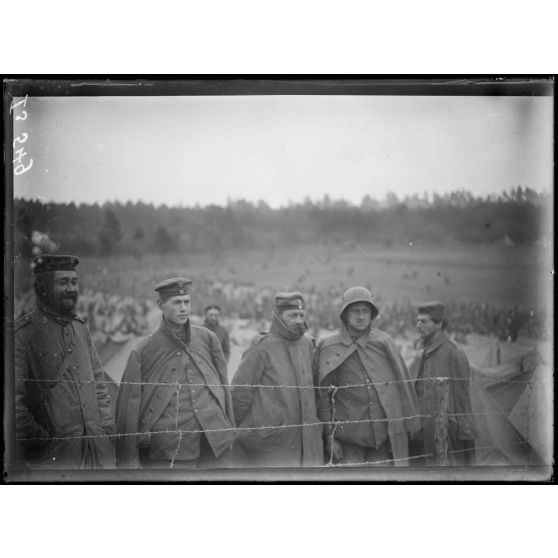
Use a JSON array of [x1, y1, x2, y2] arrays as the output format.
[[413, 301, 477, 465], [315, 287, 420, 466], [204, 305, 231, 363], [116, 278, 235, 469], [14, 255, 116, 469], [232, 292, 323, 467]]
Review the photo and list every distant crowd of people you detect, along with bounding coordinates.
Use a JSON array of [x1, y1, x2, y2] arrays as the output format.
[[181, 279, 546, 342], [14, 278, 545, 345]]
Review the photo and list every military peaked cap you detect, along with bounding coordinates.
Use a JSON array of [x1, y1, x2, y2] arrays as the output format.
[[275, 291, 305, 310], [154, 277, 192, 299], [33, 254, 79, 274], [416, 301, 446, 321]]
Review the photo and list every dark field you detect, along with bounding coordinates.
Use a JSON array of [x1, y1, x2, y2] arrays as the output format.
[[76, 242, 551, 311]]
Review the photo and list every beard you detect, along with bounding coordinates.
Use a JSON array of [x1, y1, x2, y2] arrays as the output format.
[[58, 294, 78, 314], [36, 278, 78, 316]]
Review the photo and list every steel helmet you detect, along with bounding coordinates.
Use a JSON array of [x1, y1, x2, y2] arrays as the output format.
[[340, 286, 379, 320]]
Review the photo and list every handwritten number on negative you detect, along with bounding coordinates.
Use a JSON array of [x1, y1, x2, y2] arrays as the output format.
[[10, 96, 28, 113], [13, 132, 28, 147]]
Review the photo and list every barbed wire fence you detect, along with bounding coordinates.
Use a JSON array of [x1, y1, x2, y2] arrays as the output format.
[[13, 373, 551, 470]]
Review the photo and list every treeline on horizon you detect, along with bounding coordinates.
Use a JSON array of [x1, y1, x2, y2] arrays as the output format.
[[13, 187, 550, 259]]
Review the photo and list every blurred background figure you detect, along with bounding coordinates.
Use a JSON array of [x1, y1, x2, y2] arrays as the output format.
[[204, 304, 231, 363]]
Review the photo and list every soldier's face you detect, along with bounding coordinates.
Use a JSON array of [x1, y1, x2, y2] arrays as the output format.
[[205, 308, 220, 326], [280, 309, 306, 329], [51, 271, 79, 313], [416, 314, 441, 340], [346, 302, 372, 332], [159, 295, 191, 326]]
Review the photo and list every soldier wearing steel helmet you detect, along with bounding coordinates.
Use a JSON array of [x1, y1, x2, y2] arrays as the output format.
[[315, 287, 420, 466], [115, 278, 235, 469]]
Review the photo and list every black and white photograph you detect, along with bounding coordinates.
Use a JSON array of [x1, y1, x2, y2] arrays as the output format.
[[4, 77, 554, 482]]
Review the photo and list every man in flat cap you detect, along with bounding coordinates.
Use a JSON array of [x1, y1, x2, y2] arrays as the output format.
[[231, 292, 323, 467], [315, 287, 420, 466], [412, 301, 477, 465], [115, 278, 235, 468], [204, 305, 230, 364], [14, 255, 116, 469]]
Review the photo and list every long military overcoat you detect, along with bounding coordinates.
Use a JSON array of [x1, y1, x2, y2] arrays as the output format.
[[316, 326, 421, 466], [232, 332, 324, 467], [115, 320, 236, 467], [411, 330, 477, 461], [15, 306, 116, 469]]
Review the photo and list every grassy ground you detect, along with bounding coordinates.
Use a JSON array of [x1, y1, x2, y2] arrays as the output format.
[[74, 242, 551, 310]]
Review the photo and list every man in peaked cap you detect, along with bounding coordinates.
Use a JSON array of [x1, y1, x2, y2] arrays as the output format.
[[14, 254, 116, 469], [116, 278, 236, 469], [231, 292, 324, 467], [411, 301, 477, 466], [315, 287, 420, 467]]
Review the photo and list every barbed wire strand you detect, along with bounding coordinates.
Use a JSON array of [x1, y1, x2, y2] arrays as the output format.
[[17, 408, 540, 443], [14, 377, 551, 388]]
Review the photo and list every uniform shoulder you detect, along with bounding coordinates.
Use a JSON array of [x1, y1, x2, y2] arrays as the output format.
[[192, 324, 217, 341], [369, 328, 395, 343], [133, 332, 157, 354], [192, 323, 210, 334], [446, 337, 468, 357], [14, 312, 34, 333], [250, 332, 269, 346], [317, 331, 342, 350]]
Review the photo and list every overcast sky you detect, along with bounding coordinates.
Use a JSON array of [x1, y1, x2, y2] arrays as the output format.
[[14, 94, 553, 208]]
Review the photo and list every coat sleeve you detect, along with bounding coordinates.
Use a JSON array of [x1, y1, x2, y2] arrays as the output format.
[[448, 347, 477, 440], [14, 331, 50, 456], [313, 342, 334, 437], [231, 345, 265, 426], [86, 326, 116, 434], [221, 329, 231, 363], [208, 330, 235, 426], [115, 348, 144, 468]]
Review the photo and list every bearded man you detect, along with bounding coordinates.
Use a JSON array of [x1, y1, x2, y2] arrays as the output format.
[[203, 305, 230, 363], [231, 292, 324, 467], [14, 255, 116, 469]]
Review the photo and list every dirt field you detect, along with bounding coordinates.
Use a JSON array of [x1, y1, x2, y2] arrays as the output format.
[[77, 242, 551, 310]]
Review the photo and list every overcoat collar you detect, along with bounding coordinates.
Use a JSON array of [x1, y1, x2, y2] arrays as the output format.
[[339, 323, 370, 348], [36, 299, 83, 325], [420, 330, 448, 356], [158, 317, 191, 347]]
